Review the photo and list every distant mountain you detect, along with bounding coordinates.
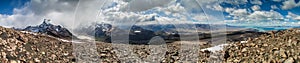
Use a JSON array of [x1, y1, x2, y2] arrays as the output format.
[[76, 23, 158, 44], [85, 22, 265, 44], [15, 19, 76, 40], [10, 19, 265, 44]]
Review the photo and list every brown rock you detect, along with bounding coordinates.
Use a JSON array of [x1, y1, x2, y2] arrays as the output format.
[[10, 60, 19, 63], [284, 57, 294, 63], [241, 48, 247, 52], [280, 50, 287, 58], [262, 44, 268, 47], [34, 58, 40, 62]]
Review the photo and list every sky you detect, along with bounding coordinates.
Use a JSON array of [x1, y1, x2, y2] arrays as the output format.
[[0, 0, 300, 29], [0, 0, 29, 15]]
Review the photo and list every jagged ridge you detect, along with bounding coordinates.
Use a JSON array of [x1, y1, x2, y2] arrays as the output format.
[[16, 19, 76, 40]]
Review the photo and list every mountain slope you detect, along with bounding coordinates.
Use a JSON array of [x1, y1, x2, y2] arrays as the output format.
[[16, 19, 76, 40], [81, 23, 265, 44]]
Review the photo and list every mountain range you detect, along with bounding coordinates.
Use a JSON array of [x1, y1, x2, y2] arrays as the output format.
[[9, 19, 270, 44]]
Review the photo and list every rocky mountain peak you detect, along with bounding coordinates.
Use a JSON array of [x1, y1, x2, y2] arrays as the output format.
[[18, 19, 75, 40]]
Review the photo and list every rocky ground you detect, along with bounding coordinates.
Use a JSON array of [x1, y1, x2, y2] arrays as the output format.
[[0, 26, 214, 63], [0, 26, 75, 63], [222, 29, 300, 63], [1, 26, 300, 63]]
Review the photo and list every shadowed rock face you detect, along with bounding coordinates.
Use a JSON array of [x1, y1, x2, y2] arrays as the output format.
[[129, 25, 157, 44], [93, 24, 157, 44], [17, 19, 75, 40]]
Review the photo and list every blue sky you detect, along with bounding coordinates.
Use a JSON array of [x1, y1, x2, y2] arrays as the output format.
[[0, 0, 29, 15], [220, 0, 300, 18]]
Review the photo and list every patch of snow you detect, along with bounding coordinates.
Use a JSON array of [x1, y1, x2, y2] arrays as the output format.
[[77, 36, 94, 40], [134, 30, 141, 33], [57, 38, 84, 43], [20, 31, 38, 35], [55, 28, 60, 32], [59, 39, 71, 42], [201, 44, 229, 52], [1, 26, 11, 28]]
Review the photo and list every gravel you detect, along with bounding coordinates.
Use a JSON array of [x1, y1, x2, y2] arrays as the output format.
[[2, 26, 299, 63], [223, 29, 300, 63], [0, 26, 213, 63]]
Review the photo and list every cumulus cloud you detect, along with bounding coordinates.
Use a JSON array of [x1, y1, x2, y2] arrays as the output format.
[[223, 0, 248, 5], [286, 12, 300, 21], [103, 0, 216, 24], [271, 5, 279, 10], [248, 10, 284, 21], [205, 3, 224, 11], [281, 0, 300, 10], [225, 8, 248, 20], [224, 8, 235, 13], [231, 9, 248, 16], [251, 5, 261, 11], [120, 0, 173, 12], [0, 0, 226, 28], [0, 0, 79, 29], [250, 0, 262, 5], [175, 0, 222, 13], [225, 7, 284, 22], [103, 0, 225, 24]]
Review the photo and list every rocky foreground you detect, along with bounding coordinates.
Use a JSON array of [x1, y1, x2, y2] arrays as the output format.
[[222, 29, 300, 63], [0, 26, 216, 63], [0, 26, 75, 62], [1, 26, 300, 63]]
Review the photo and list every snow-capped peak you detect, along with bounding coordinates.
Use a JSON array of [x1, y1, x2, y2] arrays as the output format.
[[17, 19, 75, 39]]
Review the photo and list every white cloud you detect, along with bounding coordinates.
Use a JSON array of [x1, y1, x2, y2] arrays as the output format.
[[0, 0, 79, 28], [158, 3, 186, 15], [206, 3, 224, 11], [225, 7, 284, 22], [102, 0, 225, 25], [224, 8, 235, 13], [0, 5, 43, 28], [176, 0, 222, 13], [0, 0, 213, 29], [228, 9, 249, 19], [286, 12, 297, 18], [281, 0, 300, 10], [248, 10, 284, 21], [223, 0, 248, 5], [224, 8, 249, 20], [251, 5, 261, 11], [271, 5, 279, 9], [250, 0, 262, 5], [120, 0, 173, 12], [213, 4, 224, 11], [286, 12, 300, 21]]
